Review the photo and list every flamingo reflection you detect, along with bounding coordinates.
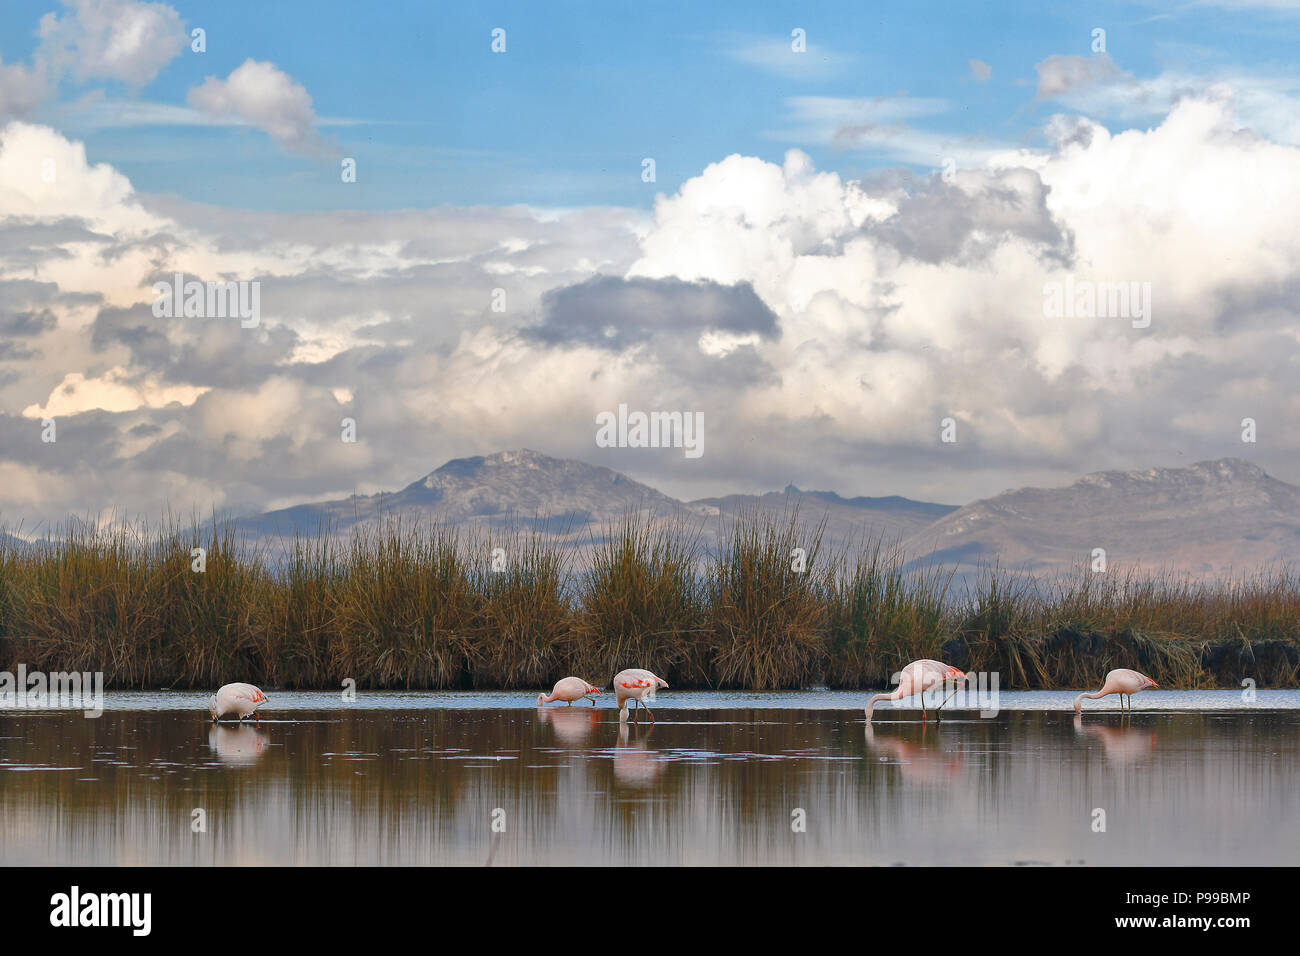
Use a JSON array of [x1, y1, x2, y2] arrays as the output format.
[[208, 725, 268, 767], [537, 704, 601, 746], [613, 721, 665, 788], [863, 722, 965, 785], [1073, 714, 1156, 766]]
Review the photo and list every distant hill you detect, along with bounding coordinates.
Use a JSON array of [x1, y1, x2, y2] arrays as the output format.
[[243, 449, 953, 555], [689, 486, 956, 549], [248, 448, 695, 541], [902, 458, 1300, 578], [240, 451, 1299, 577]]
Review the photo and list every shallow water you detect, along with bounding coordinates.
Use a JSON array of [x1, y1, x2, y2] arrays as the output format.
[[2, 691, 1298, 865]]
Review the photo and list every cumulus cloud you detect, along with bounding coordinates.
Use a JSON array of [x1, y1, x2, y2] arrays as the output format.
[[187, 59, 332, 156], [969, 59, 992, 82], [1034, 53, 1300, 145], [37, 0, 187, 88], [0, 57, 52, 118], [1035, 53, 1124, 98], [2, 88, 1300, 525], [2, 1, 186, 121]]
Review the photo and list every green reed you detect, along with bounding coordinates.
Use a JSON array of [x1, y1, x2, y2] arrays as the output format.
[[0, 512, 1297, 690]]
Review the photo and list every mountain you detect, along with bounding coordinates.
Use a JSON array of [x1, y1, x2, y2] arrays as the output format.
[[689, 486, 957, 548], [0, 530, 31, 552], [902, 458, 1300, 578], [243, 451, 1300, 578], [249, 449, 695, 540]]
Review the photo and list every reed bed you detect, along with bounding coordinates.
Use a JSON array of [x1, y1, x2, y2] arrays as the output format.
[[1, 513, 1298, 690]]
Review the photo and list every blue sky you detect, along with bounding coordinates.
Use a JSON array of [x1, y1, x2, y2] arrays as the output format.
[[4, 0, 1298, 210]]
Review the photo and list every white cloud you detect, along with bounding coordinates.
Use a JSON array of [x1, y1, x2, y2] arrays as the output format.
[[37, 0, 187, 88], [2, 91, 1300, 521], [187, 59, 332, 156], [22, 369, 208, 418], [724, 33, 852, 79], [1035, 53, 1300, 145], [773, 95, 1009, 165], [0, 57, 51, 118]]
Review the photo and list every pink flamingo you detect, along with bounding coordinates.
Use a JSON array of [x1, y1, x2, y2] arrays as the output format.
[[208, 682, 268, 724], [537, 676, 601, 706], [1074, 668, 1158, 713], [613, 668, 668, 723], [865, 659, 967, 722]]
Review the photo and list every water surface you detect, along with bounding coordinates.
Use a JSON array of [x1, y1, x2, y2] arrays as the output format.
[[2, 691, 1297, 865]]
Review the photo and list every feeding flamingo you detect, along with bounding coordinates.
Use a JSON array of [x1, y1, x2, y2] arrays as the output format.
[[612, 668, 668, 723], [1074, 668, 1158, 713], [208, 682, 268, 724], [865, 659, 967, 722], [537, 676, 601, 706]]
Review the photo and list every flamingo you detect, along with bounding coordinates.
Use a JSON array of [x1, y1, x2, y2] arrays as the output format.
[[208, 682, 268, 724], [612, 668, 668, 723], [1074, 668, 1158, 713], [865, 659, 967, 722], [537, 676, 601, 706]]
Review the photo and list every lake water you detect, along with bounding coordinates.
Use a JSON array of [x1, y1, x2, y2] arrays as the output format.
[[3, 690, 1299, 865]]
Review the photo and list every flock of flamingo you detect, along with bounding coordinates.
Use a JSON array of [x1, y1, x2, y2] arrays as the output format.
[[207, 661, 1159, 724]]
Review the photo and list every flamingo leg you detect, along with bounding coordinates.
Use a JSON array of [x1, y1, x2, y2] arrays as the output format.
[[646, 705, 655, 723], [632, 698, 639, 724]]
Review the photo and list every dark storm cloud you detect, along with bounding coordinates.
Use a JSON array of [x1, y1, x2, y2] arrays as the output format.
[[527, 275, 780, 350]]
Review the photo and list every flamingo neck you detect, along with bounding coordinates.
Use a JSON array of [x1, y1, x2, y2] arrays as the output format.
[[865, 693, 888, 722], [1074, 690, 1102, 711], [538, 693, 550, 706]]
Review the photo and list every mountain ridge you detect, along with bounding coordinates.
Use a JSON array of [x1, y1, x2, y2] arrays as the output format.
[[224, 451, 1300, 577]]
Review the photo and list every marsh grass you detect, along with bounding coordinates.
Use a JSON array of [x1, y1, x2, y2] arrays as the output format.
[[704, 506, 828, 689], [468, 525, 572, 688], [825, 537, 952, 688], [1, 514, 1298, 690], [572, 514, 706, 687]]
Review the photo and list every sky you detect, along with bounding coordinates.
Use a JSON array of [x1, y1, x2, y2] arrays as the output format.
[[1, 0, 1299, 529]]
